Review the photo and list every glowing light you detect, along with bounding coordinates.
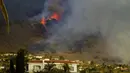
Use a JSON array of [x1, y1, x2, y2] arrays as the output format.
[[40, 17, 46, 25], [50, 12, 60, 21], [40, 12, 61, 32], [40, 17, 48, 31]]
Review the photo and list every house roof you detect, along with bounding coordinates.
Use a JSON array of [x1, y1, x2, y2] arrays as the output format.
[[29, 60, 78, 64], [44, 60, 78, 63], [29, 60, 43, 63]]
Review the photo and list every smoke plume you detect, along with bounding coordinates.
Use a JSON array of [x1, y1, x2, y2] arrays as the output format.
[[32, 0, 130, 64]]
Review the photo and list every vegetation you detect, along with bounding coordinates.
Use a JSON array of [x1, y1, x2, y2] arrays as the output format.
[[9, 59, 15, 73], [36, 63, 70, 73], [78, 62, 130, 73], [16, 49, 25, 73], [8, 49, 28, 73]]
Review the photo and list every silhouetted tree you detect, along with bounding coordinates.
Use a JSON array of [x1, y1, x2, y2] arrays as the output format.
[[24, 50, 29, 72], [10, 59, 15, 73], [16, 49, 25, 73], [45, 62, 56, 72], [63, 63, 70, 73]]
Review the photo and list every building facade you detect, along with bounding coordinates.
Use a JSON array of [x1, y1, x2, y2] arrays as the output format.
[[28, 59, 79, 73]]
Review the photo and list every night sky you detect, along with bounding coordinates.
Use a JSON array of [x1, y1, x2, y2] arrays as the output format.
[[1, 0, 45, 20]]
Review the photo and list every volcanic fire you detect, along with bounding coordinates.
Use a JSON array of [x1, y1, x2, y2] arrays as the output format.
[[40, 17, 46, 25], [40, 12, 60, 32], [40, 12, 60, 25], [50, 12, 60, 21]]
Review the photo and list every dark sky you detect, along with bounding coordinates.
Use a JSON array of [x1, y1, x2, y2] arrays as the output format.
[[1, 0, 46, 20], [0, 0, 47, 52]]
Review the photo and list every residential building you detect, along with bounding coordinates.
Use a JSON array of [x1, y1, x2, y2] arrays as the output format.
[[28, 59, 79, 73]]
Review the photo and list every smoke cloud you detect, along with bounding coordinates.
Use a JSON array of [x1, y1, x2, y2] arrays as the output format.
[[32, 0, 130, 64]]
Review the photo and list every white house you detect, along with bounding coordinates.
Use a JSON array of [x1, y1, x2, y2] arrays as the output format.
[[28, 59, 79, 73]]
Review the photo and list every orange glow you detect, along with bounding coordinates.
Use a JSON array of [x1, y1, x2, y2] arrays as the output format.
[[40, 12, 60, 25], [50, 12, 60, 21], [40, 13, 60, 32], [40, 17, 46, 25]]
